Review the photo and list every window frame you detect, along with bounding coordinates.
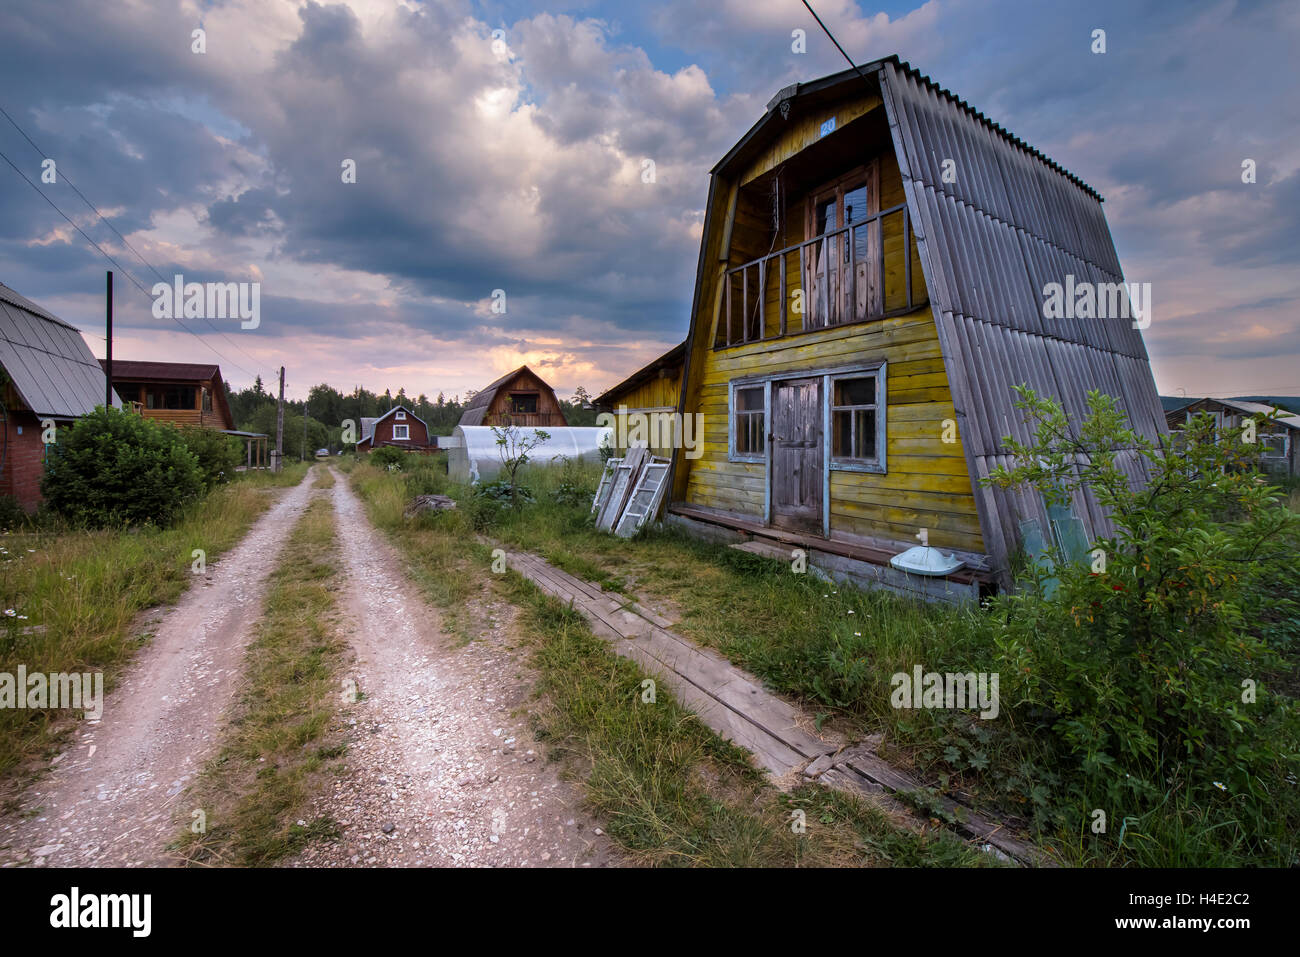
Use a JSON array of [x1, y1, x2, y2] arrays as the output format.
[[392, 423, 410, 441], [395, 410, 406, 421], [728, 379, 769, 464], [827, 367, 886, 473]]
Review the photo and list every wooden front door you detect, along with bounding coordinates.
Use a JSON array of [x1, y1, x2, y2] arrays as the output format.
[[771, 378, 823, 532]]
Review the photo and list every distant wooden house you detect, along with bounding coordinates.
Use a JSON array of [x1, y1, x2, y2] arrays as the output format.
[[358, 405, 433, 452], [595, 342, 685, 456], [0, 282, 120, 510], [665, 58, 1166, 598], [1165, 397, 1300, 477], [458, 365, 567, 428]]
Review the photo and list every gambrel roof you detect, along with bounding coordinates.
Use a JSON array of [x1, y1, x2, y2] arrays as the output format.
[[685, 57, 1167, 584], [458, 365, 563, 427]]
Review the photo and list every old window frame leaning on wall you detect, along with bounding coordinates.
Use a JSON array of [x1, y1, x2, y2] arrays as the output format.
[[728, 380, 767, 463]]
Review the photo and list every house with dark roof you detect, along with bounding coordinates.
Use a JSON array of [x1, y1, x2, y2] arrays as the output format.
[[665, 57, 1166, 599], [0, 282, 120, 510], [357, 404, 433, 452], [1165, 397, 1300, 477], [99, 359, 234, 430], [595, 342, 686, 456], [458, 365, 567, 428]]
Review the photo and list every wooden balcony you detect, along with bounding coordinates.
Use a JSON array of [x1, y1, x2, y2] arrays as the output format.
[[719, 202, 926, 348]]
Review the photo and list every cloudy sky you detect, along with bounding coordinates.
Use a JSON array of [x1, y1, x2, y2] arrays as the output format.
[[1, 0, 1296, 403]]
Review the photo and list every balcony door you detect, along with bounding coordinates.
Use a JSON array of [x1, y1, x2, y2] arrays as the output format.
[[804, 162, 880, 329]]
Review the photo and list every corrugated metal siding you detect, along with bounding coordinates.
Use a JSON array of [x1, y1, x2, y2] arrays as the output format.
[[879, 61, 1166, 584]]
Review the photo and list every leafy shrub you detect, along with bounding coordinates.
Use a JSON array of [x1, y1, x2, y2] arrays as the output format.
[[41, 407, 203, 528], [177, 426, 241, 490], [0, 495, 26, 530], [475, 478, 534, 507], [985, 388, 1300, 861], [369, 446, 408, 470]]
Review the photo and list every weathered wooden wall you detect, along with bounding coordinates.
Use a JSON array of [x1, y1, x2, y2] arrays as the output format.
[[675, 97, 984, 555], [481, 368, 568, 427]]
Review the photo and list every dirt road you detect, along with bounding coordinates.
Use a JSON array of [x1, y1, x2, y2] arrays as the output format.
[[0, 466, 615, 868], [287, 469, 616, 867], [0, 472, 317, 867]]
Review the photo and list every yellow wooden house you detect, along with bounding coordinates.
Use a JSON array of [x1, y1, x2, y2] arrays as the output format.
[[594, 342, 685, 457], [664, 58, 1166, 599]]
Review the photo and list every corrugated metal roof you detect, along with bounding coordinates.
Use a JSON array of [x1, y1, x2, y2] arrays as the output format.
[[876, 60, 1166, 582], [0, 282, 118, 418], [359, 417, 378, 442]]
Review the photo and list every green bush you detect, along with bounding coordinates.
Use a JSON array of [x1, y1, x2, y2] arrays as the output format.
[[178, 426, 242, 490], [985, 388, 1300, 862], [41, 407, 204, 528], [369, 446, 408, 471], [0, 494, 26, 530]]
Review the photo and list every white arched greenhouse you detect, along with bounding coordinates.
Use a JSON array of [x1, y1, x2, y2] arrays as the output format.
[[444, 425, 611, 484]]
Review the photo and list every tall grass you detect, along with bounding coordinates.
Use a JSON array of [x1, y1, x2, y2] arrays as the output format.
[[0, 465, 309, 789], [349, 457, 988, 866]]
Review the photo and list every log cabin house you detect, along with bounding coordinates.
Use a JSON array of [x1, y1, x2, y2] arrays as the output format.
[[665, 57, 1166, 599], [595, 342, 685, 457], [0, 282, 120, 511], [100, 359, 270, 468], [358, 404, 434, 452], [1165, 397, 1300, 477], [100, 359, 234, 429], [458, 365, 568, 428]]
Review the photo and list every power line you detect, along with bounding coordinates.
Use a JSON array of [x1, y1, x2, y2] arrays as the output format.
[[0, 103, 272, 382], [800, 0, 870, 82], [0, 144, 261, 381]]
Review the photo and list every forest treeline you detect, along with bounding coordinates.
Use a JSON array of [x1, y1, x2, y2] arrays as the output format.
[[224, 377, 599, 457]]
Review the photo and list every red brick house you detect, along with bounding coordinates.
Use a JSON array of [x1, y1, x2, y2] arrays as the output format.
[[0, 282, 120, 511], [357, 405, 433, 452]]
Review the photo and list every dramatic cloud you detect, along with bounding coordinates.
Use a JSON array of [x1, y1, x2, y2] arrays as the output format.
[[0, 0, 1295, 402]]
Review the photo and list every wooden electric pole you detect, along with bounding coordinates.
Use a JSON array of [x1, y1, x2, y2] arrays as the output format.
[[275, 366, 285, 472], [104, 271, 113, 409]]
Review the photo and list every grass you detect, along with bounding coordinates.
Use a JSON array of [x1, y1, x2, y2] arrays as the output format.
[[176, 488, 348, 866], [0, 463, 311, 792], [348, 456, 990, 867], [364, 452, 1300, 867]]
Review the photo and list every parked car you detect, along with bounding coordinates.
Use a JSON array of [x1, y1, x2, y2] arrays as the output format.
[[315, 448, 329, 457]]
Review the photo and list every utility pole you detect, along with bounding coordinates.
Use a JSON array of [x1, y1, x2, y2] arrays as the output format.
[[274, 366, 285, 472], [302, 399, 308, 462], [104, 271, 113, 409]]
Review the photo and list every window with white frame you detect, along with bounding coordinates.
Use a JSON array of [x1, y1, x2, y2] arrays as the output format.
[[830, 372, 882, 468], [730, 383, 765, 462], [395, 410, 406, 421], [393, 424, 410, 440]]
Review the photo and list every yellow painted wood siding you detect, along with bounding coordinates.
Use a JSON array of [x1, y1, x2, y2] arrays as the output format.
[[605, 371, 683, 456], [676, 96, 983, 554], [737, 94, 881, 186], [684, 308, 983, 552]]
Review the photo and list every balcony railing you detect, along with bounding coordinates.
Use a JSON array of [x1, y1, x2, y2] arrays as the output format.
[[719, 202, 925, 347]]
